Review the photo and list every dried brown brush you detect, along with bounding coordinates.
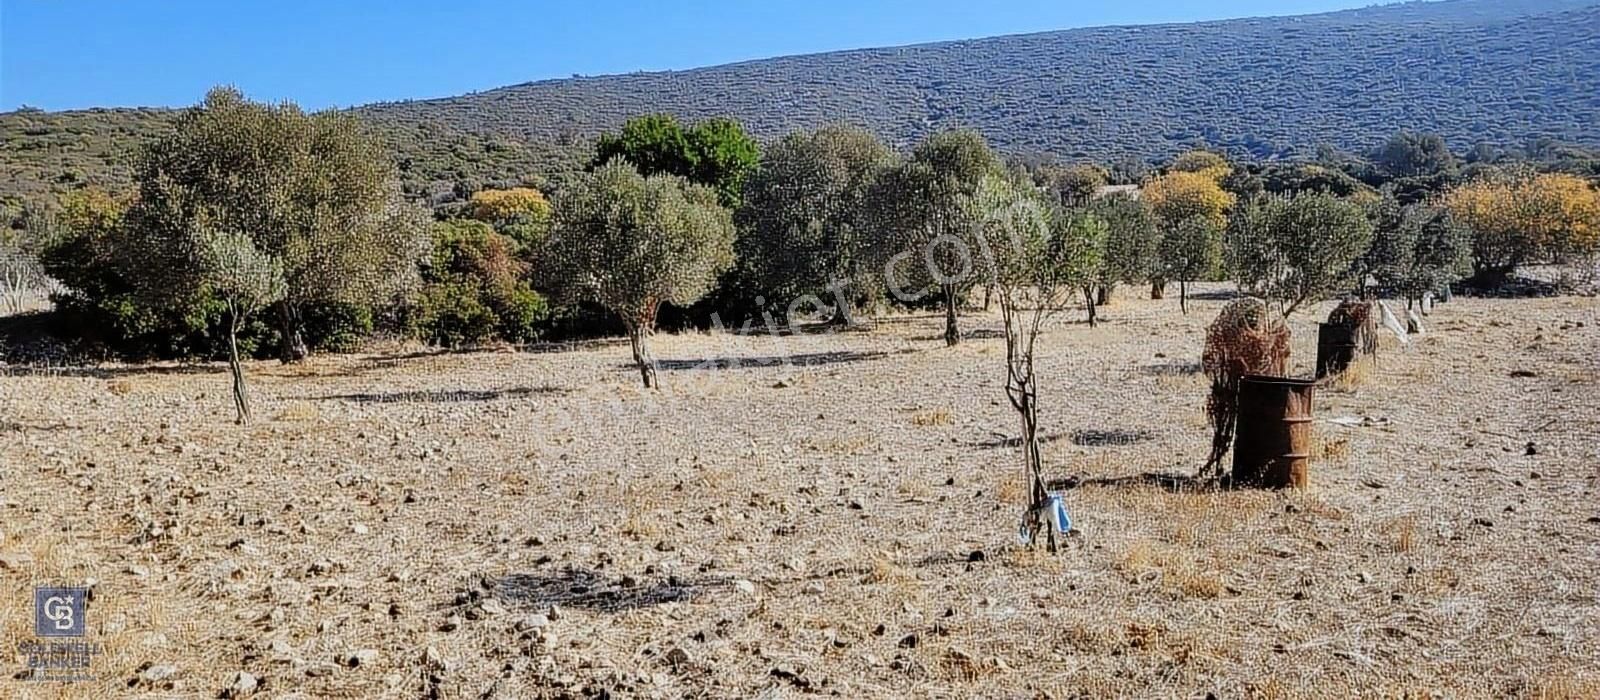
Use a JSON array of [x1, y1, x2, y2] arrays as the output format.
[[1327, 300, 1378, 357], [1200, 297, 1290, 477]]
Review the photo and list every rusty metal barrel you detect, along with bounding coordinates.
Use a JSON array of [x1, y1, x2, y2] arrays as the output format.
[[1315, 322, 1361, 379], [1233, 375, 1315, 489]]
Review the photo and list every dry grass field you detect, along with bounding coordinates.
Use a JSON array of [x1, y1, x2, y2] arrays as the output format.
[[2, 285, 1597, 699]]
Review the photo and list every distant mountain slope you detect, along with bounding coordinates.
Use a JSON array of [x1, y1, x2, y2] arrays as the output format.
[[4, 0, 1598, 199]]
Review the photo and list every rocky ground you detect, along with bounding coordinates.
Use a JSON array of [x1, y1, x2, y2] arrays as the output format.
[[1, 285, 1597, 699]]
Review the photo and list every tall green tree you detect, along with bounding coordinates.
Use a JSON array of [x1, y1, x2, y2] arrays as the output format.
[[1158, 215, 1222, 314], [593, 114, 759, 208], [545, 160, 735, 388], [129, 87, 429, 362], [864, 129, 1004, 346], [1376, 130, 1457, 179], [735, 125, 893, 325], [1086, 193, 1160, 307], [1226, 192, 1374, 317]]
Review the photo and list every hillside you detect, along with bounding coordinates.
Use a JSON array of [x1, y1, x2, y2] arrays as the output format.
[[4, 0, 1598, 199]]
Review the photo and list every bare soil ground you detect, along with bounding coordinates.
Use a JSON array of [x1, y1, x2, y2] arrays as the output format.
[[2, 285, 1598, 699]]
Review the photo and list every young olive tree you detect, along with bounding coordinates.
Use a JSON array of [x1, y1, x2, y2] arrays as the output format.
[[201, 228, 287, 424], [864, 130, 1004, 346], [545, 160, 735, 388], [1226, 192, 1374, 317], [0, 218, 47, 315], [967, 175, 1101, 552], [735, 125, 893, 325], [1158, 215, 1223, 314], [1086, 193, 1160, 309]]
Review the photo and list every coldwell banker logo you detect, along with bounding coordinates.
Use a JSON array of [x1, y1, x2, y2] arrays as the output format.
[[19, 586, 101, 683], [35, 587, 87, 637]]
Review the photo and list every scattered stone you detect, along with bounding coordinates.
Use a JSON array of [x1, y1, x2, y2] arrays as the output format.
[[478, 598, 506, 617], [772, 378, 793, 389], [665, 647, 690, 666], [515, 614, 550, 632], [802, 581, 825, 595], [344, 649, 379, 668], [1525, 442, 1539, 456], [224, 671, 258, 697], [967, 549, 986, 562], [0, 551, 33, 570], [733, 579, 756, 595], [1357, 571, 1373, 584], [440, 614, 463, 632], [897, 633, 918, 649], [1472, 518, 1494, 528], [1509, 370, 1538, 378], [304, 663, 336, 678], [422, 646, 448, 671], [141, 663, 179, 683], [351, 523, 369, 535]]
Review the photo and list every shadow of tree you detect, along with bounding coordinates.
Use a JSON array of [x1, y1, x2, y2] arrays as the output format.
[[309, 386, 566, 403], [973, 432, 1067, 449], [648, 349, 902, 371], [0, 363, 221, 379], [1070, 428, 1157, 447], [1139, 361, 1202, 376], [1060, 472, 1218, 493], [491, 568, 733, 613]]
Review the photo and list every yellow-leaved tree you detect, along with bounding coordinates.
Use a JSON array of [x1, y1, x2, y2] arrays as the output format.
[[1443, 172, 1600, 284]]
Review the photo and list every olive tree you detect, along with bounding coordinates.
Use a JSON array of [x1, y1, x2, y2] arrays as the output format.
[[200, 228, 287, 424], [735, 125, 892, 325], [0, 217, 47, 315], [864, 130, 1003, 346], [1087, 193, 1160, 310], [545, 160, 735, 388], [1226, 192, 1374, 317], [1158, 215, 1223, 314], [135, 87, 429, 362], [967, 175, 1101, 552], [1364, 193, 1471, 308]]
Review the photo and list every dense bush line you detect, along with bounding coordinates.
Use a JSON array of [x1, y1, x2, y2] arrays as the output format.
[[2, 92, 1598, 379]]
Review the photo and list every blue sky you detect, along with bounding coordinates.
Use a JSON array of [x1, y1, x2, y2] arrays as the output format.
[[2, 0, 1380, 111]]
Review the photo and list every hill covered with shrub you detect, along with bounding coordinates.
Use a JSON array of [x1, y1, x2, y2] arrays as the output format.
[[3, 0, 1597, 199]]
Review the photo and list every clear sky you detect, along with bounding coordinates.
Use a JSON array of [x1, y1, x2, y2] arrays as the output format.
[[2, 0, 1381, 112]]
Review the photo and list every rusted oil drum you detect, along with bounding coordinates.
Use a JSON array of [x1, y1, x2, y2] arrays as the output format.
[[1233, 375, 1316, 489], [1316, 322, 1362, 379]]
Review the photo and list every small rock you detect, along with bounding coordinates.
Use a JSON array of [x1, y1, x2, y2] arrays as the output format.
[[1472, 518, 1494, 528], [478, 598, 506, 617], [0, 551, 33, 570], [224, 671, 258, 697], [1509, 370, 1538, 378], [515, 614, 550, 632], [897, 633, 918, 649], [1357, 571, 1373, 584], [440, 614, 463, 632], [1525, 442, 1539, 456], [304, 663, 336, 678], [344, 648, 379, 668], [351, 523, 369, 535], [772, 378, 793, 389], [422, 646, 448, 671], [733, 579, 756, 595], [142, 663, 179, 683], [967, 549, 986, 562], [665, 647, 690, 666]]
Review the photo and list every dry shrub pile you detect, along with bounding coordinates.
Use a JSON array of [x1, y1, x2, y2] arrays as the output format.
[[1200, 297, 1291, 475]]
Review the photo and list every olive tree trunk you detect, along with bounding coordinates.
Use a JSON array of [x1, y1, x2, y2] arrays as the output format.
[[1082, 286, 1098, 327], [1151, 278, 1167, 300], [276, 302, 309, 364], [226, 312, 251, 425], [942, 283, 960, 347], [627, 323, 658, 389]]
